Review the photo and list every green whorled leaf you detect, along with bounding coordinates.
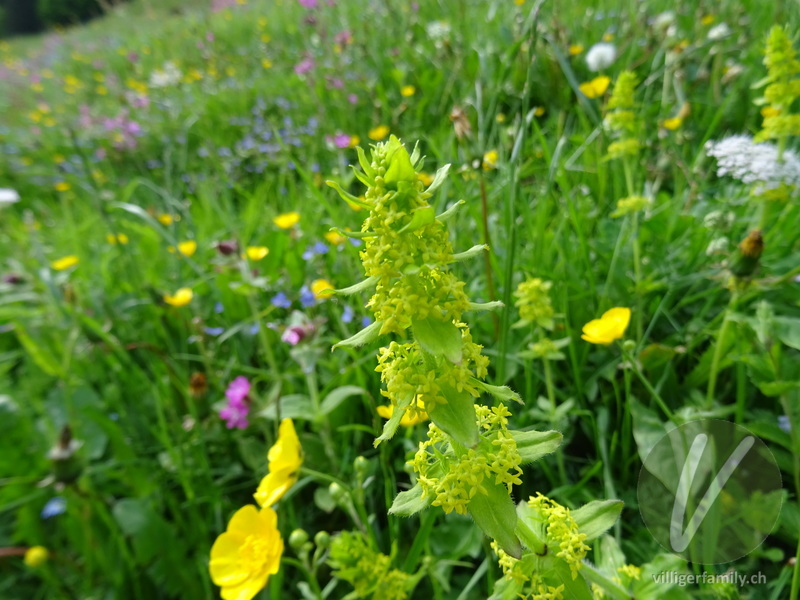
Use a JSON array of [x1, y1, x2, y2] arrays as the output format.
[[549, 560, 596, 600], [399, 205, 436, 233], [511, 429, 563, 464], [473, 379, 523, 405], [333, 319, 383, 350], [757, 380, 800, 397], [356, 145, 375, 179], [468, 479, 522, 558], [467, 301, 505, 312], [320, 386, 368, 416], [515, 501, 547, 553], [436, 199, 466, 222], [374, 392, 413, 447], [412, 317, 462, 364], [774, 316, 800, 350], [389, 483, 433, 516], [351, 165, 372, 187], [424, 163, 451, 195], [326, 180, 372, 209], [319, 275, 378, 296], [451, 244, 488, 263], [409, 140, 423, 169], [257, 394, 313, 420], [571, 500, 624, 542], [428, 384, 479, 447], [328, 227, 376, 239], [488, 576, 524, 600], [384, 138, 416, 186]]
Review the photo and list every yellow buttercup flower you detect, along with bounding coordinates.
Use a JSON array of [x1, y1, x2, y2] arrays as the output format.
[[51, 255, 79, 271], [209, 505, 283, 600], [662, 116, 683, 130], [701, 14, 715, 26], [254, 419, 303, 508], [273, 212, 300, 229], [581, 307, 631, 345], [324, 231, 346, 245], [311, 279, 334, 299], [377, 397, 428, 426], [417, 172, 434, 187], [246, 246, 269, 261], [157, 213, 175, 226], [54, 181, 71, 192], [164, 288, 193, 307], [401, 85, 416, 97], [569, 44, 584, 56], [177, 241, 197, 257], [106, 233, 129, 245], [579, 75, 611, 99], [482, 149, 499, 170], [24, 546, 49, 568], [761, 106, 781, 118], [368, 125, 390, 141]]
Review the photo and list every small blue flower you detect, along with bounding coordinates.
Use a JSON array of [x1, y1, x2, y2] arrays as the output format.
[[361, 316, 373, 328], [204, 326, 225, 336], [299, 286, 316, 308], [349, 238, 362, 247], [302, 247, 316, 261], [214, 302, 224, 314], [779, 415, 791, 433], [342, 305, 354, 324], [41, 497, 67, 519], [249, 323, 260, 335], [312, 241, 329, 255], [271, 292, 292, 309]]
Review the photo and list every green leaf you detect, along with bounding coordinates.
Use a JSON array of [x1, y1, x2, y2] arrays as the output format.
[[257, 394, 313, 420], [428, 385, 479, 447], [328, 227, 376, 239], [409, 141, 423, 169], [412, 317, 462, 364], [451, 245, 488, 263], [384, 137, 416, 185], [467, 301, 505, 312], [320, 386, 368, 416], [468, 480, 522, 558], [437, 200, 465, 222], [355, 145, 375, 179], [321, 276, 378, 296], [473, 380, 523, 404], [424, 163, 451, 195], [374, 393, 413, 446], [775, 317, 800, 350], [14, 327, 65, 378], [758, 380, 800, 396], [389, 483, 433, 516], [572, 499, 624, 541], [511, 429, 563, 463], [326, 180, 372, 209], [333, 320, 383, 350], [550, 560, 594, 600], [399, 205, 436, 233]]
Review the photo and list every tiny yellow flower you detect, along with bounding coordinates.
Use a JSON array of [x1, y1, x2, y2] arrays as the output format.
[[164, 288, 193, 307], [261, 58, 273, 69], [662, 116, 683, 130], [482, 149, 499, 170], [496, 113, 506, 123], [24, 546, 49, 568], [569, 44, 584, 56], [417, 172, 434, 187], [246, 246, 269, 261], [581, 307, 631, 345], [311, 279, 334, 299], [324, 231, 346, 245], [533, 106, 546, 117], [579, 75, 611, 99], [401, 85, 416, 97], [209, 505, 283, 600], [51, 255, 79, 271], [54, 181, 71, 192], [349, 135, 361, 147], [376, 397, 428, 426], [701, 14, 715, 26], [157, 213, 174, 226], [177, 240, 197, 257], [761, 106, 781, 118], [368, 125, 390, 141], [273, 212, 300, 229], [106, 233, 129, 245], [254, 419, 303, 508], [603, 33, 614, 42]]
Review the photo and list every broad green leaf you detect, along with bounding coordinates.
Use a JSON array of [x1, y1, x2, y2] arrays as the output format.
[[384, 137, 416, 185], [550, 560, 594, 600], [412, 317, 462, 364], [333, 319, 383, 350], [374, 393, 413, 446], [320, 386, 368, 415], [468, 479, 522, 558], [428, 385, 479, 447], [775, 317, 800, 350], [512, 429, 563, 463], [389, 483, 433, 516], [399, 205, 436, 233], [473, 380, 523, 404], [572, 499, 624, 541]]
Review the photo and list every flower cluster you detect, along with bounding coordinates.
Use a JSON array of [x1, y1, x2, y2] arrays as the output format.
[[527, 493, 589, 579], [603, 71, 641, 160], [411, 404, 522, 515], [756, 26, 800, 143], [209, 419, 302, 600], [514, 278, 554, 329], [705, 134, 800, 190]]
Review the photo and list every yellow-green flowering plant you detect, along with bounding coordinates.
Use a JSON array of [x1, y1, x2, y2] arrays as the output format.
[[327, 137, 623, 595]]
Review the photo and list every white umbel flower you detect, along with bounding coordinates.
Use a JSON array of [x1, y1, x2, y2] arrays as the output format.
[[707, 23, 731, 41], [705, 134, 800, 189], [149, 61, 182, 88], [585, 42, 616, 72], [0, 188, 20, 206]]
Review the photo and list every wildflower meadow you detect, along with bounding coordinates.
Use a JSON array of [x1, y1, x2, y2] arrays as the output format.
[[2, 0, 800, 599]]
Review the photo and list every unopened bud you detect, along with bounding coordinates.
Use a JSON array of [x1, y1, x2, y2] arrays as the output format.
[[289, 529, 309, 551], [314, 531, 330, 549]]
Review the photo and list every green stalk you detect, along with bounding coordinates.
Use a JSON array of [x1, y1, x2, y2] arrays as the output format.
[[543, 357, 567, 482], [705, 291, 739, 411]]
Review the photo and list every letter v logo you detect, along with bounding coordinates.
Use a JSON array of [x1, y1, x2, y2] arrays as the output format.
[[669, 433, 755, 552]]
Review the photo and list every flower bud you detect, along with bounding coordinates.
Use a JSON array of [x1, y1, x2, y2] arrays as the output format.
[[289, 529, 309, 551], [622, 340, 636, 353], [353, 456, 369, 478], [24, 546, 49, 568], [314, 531, 330, 549], [328, 482, 347, 505]]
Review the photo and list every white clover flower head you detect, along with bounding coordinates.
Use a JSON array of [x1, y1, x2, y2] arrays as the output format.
[[708, 23, 731, 41], [0, 188, 20, 206], [585, 42, 616, 71], [651, 11, 675, 31], [705, 134, 800, 190], [426, 21, 451, 43]]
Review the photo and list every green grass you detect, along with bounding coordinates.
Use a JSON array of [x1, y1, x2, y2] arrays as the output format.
[[1, 0, 800, 598]]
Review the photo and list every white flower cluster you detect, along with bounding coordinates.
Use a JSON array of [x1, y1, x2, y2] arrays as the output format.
[[149, 61, 182, 88], [705, 134, 800, 189], [0, 188, 20, 206], [586, 42, 616, 72]]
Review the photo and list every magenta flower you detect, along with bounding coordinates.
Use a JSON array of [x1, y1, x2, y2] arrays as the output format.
[[298, 0, 318, 7], [294, 57, 314, 75], [219, 376, 251, 429], [333, 133, 350, 149], [334, 30, 352, 45]]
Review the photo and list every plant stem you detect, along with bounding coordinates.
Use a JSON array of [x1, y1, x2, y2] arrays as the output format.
[[705, 291, 739, 410]]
